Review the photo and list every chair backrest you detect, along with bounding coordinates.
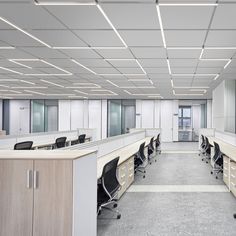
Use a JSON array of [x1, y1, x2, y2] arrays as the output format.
[[150, 137, 154, 149], [157, 133, 160, 143], [55, 137, 67, 148], [78, 134, 86, 143], [102, 157, 120, 197], [14, 141, 33, 150], [205, 137, 210, 149], [201, 135, 205, 146], [139, 142, 146, 160]]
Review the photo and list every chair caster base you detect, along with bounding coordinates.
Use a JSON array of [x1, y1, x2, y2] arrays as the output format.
[[211, 171, 213, 174], [117, 214, 121, 219], [206, 161, 208, 164], [233, 214, 236, 219], [113, 203, 117, 208], [216, 176, 218, 179], [143, 175, 145, 178]]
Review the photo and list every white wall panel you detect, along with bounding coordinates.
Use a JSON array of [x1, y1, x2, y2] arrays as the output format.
[[58, 100, 71, 131], [154, 100, 161, 128], [83, 100, 89, 128], [9, 100, 30, 135], [207, 100, 212, 128], [135, 100, 142, 128], [160, 100, 173, 142], [89, 100, 102, 140], [141, 100, 154, 128], [101, 100, 107, 139], [71, 100, 84, 130], [172, 100, 179, 142]]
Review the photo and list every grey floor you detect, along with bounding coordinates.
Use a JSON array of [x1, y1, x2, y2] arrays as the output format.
[[97, 142, 236, 236]]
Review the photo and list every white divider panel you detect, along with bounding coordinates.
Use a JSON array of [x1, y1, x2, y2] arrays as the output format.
[[215, 130, 236, 146], [123, 131, 145, 146], [0, 137, 17, 149], [97, 139, 124, 157], [78, 128, 96, 141], [59, 100, 71, 131], [199, 128, 215, 148], [70, 100, 84, 130], [145, 128, 161, 138]]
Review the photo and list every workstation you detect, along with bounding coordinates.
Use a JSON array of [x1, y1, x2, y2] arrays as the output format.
[[2, 0, 236, 235]]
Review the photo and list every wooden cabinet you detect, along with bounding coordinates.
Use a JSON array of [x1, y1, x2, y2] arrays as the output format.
[[0, 160, 33, 236]]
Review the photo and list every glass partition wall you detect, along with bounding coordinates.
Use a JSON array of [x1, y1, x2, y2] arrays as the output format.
[[31, 100, 58, 133], [108, 100, 136, 137]]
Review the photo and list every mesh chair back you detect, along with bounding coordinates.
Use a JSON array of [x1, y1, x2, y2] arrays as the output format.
[[78, 134, 86, 143], [213, 142, 223, 165], [201, 135, 205, 148], [139, 142, 146, 161], [150, 137, 154, 150], [55, 137, 67, 148], [14, 141, 33, 150], [102, 157, 120, 197]]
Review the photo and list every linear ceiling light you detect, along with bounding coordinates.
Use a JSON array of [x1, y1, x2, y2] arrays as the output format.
[[199, 48, 204, 59], [190, 89, 207, 93], [71, 59, 97, 75], [96, 4, 128, 48], [167, 59, 171, 74], [8, 59, 32, 69], [167, 47, 202, 50], [12, 86, 47, 89], [0, 46, 15, 49], [171, 79, 174, 87], [34, 0, 96, 5], [156, 5, 167, 48], [68, 95, 88, 99], [0, 66, 23, 75], [0, 17, 51, 48], [160, 3, 218, 6], [20, 80, 36, 85], [8, 90, 22, 94], [90, 89, 118, 96], [40, 79, 64, 88], [224, 59, 232, 69], [53, 46, 126, 50], [106, 80, 119, 87], [214, 74, 220, 80], [205, 47, 236, 50], [173, 89, 204, 96], [74, 90, 89, 95]]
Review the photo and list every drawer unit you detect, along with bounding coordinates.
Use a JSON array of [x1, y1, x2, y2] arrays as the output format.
[[223, 156, 230, 188], [117, 156, 135, 199], [230, 180, 236, 197]]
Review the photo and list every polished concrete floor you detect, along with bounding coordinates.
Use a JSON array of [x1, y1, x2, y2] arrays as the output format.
[[97, 142, 236, 236]]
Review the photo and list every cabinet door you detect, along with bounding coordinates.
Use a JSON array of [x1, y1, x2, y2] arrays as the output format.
[[0, 160, 33, 236], [33, 160, 73, 236]]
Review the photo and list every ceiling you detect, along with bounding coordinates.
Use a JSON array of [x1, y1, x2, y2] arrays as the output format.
[[0, 0, 235, 100]]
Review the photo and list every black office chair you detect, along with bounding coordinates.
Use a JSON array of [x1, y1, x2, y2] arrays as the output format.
[[155, 133, 161, 154], [78, 134, 86, 143], [148, 137, 156, 164], [199, 135, 206, 156], [97, 156, 121, 219], [202, 137, 212, 163], [210, 142, 223, 179], [54, 137, 67, 149], [134, 142, 147, 178], [14, 141, 33, 150]]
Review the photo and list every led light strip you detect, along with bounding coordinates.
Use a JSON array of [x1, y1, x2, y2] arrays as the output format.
[[224, 59, 232, 69], [90, 89, 117, 96], [106, 80, 154, 89], [123, 90, 161, 96], [40, 79, 64, 88], [160, 3, 218, 6], [190, 89, 207, 93], [20, 80, 36, 85], [0, 66, 23, 75], [53, 46, 126, 50], [68, 95, 88, 99], [173, 90, 204, 96], [34, 0, 96, 5], [0, 46, 15, 49], [72, 83, 101, 88], [167, 59, 171, 74], [71, 59, 97, 75], [156, 5, 166, 48], [74, 90, 89, 95]]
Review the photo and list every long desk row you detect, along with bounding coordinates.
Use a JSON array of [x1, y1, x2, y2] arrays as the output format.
[[97, 137, 152, 198], [208, 137, 236, 196]]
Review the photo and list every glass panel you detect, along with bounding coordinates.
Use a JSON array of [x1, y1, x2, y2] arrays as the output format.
[[183, 118, 191, 127], [178, 108, 182, 117], [45, 100, 58, 132], [183, 108, 191, 117], [31, 100, 45, 133], [108, 100, 122, 137]]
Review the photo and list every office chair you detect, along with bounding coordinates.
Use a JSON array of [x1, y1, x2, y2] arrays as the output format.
[[199, 135, 206, 156], [14, 141, 33, 150], [97, 156, 121, 219], [54, 137, 67, 149], [148, 137, 156, 164], [155, 133, 161, 154], [134, 142, 147, 178], [210, 142, 223, 179], [201, 137, 212, 163], [78, 134, 86, 143]]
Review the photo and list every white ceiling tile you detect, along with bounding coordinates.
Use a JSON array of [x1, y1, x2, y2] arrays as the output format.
[[46, 5, 111, 29], [107, 60, 138, 67], [92, 67, 120, 74], [139, 59, 167, 67], [0, 3, 65, 29], [168, 48, 201, 59], [73, 59, 111, 67], [145, 67, 169, 73], [116, 67, 144, 74], [0, 48, 35, 59], [119, 30, 163, 47], [196, 67, 222, 74], [131, 47, 167, 58], [211, 4, 236, 29], [101, 3, 160, 30], [59, 49, 101, 59], [31, 30, 87, 47], [169, 59, 198, 67], [165, 30, 206, 47], [171, 67, 196, 73], [202, 49, 236, 59], [161, 6, 214, 29], [198, 60, 227, 67], [74, 30, 124, 47], [205, 30, 236, 47]]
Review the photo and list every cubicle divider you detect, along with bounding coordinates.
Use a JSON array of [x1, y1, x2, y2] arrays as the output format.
[[0, 128, 96, 150], [64, 130, 146, 158]]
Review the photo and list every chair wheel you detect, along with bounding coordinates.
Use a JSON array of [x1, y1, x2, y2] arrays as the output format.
[[113, 203, 117, 208], [206, 162, 208, 164], [202, 159, 204, 161], [143, 175, 145, 178], [155, 160, 157, 162], [198, 154, 200, 156], [233, 214, 236, 219], [221, 170, 223, 173], [211, 171, 213, 174], [117, 214, 121, 219], [144, 171, 146, 173], [216, 176, 218, 179]]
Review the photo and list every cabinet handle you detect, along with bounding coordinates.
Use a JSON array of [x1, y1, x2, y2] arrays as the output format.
[[34, 170, 38, 189], [26, 170, 32, 189]]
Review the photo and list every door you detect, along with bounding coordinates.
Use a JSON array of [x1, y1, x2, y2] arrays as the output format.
[[122, 105, 135, 133], [0, 160, 33, 236], [33, 160, 73, 236]]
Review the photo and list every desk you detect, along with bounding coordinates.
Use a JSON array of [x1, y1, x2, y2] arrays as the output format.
[[0, 149, 97, 236], [97, 137, 151, 198], [208, 137, 236, 196]]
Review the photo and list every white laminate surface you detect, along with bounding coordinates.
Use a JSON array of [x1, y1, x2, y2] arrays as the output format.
[[97, 137, 151, 179], [0, 149, 96, 160]]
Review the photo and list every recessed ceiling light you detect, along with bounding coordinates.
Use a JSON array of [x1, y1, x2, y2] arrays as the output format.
[[0, 46, 15, 49], [74, 90, 89, 95], [20, 80, 36, 85], [167, 47, 202, 50], [71, 59, 97, 75], [0, 66, 23, 75], [53, 46, 126, 50], [167, 59, 171, 74], [214, 74, 220, 80], [160, 3, 218, 6], [40, 79, 64, 88], [224, 59, 232, 69]]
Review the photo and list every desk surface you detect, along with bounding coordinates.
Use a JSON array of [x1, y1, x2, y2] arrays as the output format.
[[208, 137, 236, 162], [0, 149, 96, 160], [97, 137, 151, 179]]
